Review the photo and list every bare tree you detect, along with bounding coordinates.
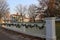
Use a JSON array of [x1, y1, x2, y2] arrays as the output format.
[[37, 0, 48, 12], [0, 0, 9, 22], [28, 4, 37, 22], [38, 0, 57, 17], [15, 4, 27, 22], [37, 0, 50, 17]]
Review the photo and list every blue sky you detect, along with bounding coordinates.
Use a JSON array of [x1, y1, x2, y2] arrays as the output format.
[[7, 0, 39, 14]]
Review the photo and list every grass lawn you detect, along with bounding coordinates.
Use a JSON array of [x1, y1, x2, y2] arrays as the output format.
[[56, 21, 60, 40]]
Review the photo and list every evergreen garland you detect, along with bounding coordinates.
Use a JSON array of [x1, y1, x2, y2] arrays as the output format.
[[2, 21, 45, 30]]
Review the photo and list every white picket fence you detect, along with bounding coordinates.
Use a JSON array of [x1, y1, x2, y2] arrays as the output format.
[[2, 22, 46, 38], [1, 17, 56, 40]]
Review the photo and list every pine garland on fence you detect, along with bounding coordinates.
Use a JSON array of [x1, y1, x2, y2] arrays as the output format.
[[1, 21, 46, 29]]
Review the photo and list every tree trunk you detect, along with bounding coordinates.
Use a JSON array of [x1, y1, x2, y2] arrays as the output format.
[[48, 0, 55, 17], [0, 18, 3, 23], [32, 17, 35, 22]]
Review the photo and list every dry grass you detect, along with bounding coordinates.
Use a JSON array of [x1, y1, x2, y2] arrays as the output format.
[[56, 21, 60, 40]]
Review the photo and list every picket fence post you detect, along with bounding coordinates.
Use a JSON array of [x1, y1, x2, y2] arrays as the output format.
[[45, 17, 56, 40]]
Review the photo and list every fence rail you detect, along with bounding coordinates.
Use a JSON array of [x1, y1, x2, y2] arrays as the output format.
[[0, 22, 46, 38]]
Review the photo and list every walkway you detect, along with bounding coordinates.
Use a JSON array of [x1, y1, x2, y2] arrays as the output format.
[[0, 27, 45, 40]]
